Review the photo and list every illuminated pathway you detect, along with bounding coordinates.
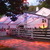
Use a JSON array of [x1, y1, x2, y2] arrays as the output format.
[[0, 37, 50, 50]]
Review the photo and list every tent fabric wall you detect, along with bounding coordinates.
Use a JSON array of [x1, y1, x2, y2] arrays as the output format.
[[0, 13, 48, 29], [0, 16, 11, 29], [0, 31, 6, 36], [0, 24, 8, 29], [26, 17, 48, 28]]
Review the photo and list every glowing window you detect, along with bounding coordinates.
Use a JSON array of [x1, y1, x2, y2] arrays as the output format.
[[42, 19, 46, 23]]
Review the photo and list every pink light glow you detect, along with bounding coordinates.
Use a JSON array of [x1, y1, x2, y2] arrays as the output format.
[[0, 38, 50, 50], [0, 17, 8, 22]]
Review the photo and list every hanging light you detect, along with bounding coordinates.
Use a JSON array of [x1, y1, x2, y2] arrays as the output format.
[[10, 14, 18, 21]]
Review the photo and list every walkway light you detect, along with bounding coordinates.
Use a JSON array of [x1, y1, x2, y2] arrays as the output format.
[[40, 24, 47, 29]]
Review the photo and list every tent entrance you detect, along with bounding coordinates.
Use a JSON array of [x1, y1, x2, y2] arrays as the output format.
[[18, 25, 24, 29]]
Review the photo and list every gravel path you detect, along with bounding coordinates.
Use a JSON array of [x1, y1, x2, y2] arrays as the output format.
[[0, 36, 50, 50]]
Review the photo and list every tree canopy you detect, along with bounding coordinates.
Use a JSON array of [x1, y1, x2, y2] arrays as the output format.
[[0, 1, 7, 15], [39, 0, 50, 8], [0, 0, 24, 15]]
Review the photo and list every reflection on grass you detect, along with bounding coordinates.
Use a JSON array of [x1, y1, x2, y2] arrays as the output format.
[[0, 44, 15, 50]]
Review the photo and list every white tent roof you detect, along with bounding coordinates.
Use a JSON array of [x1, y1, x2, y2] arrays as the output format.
[[0, 14, 40, 26], [36, 7, 50, 17], [0, 15, 25, 25], [9, 15, 25, 25]]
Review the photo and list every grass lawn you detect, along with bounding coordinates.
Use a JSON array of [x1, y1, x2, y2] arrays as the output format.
[[0, 44, 15, 50]]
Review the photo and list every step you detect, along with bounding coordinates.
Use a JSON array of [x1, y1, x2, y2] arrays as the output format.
[[33, 35, 50, 37], [33, 37, 50, 39]]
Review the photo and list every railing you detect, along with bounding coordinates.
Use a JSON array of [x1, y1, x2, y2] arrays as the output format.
[[0, 28, 50, 39], [17, 28, 50, 39]]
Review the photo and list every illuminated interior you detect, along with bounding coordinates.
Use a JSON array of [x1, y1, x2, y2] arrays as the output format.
[[40, 24, 48, 29]]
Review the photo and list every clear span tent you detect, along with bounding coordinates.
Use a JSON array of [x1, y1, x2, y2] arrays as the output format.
[[0, 16, 11, 28], [0, 13, 47, 28], [36, 7, 50, 17]]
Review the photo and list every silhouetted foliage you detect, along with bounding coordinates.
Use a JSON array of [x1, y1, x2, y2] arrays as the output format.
[[39, 0, 50, 8], [0, 0, 23, 15], [7, 0, 23, 14], [0, 1, 7, 15]]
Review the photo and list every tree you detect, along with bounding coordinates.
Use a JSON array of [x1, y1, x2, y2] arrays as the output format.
[[28, 6, 36, 12], [0, 1, 7, 15], [45, 0, 50, 8], [0, 0, 24, 15], [39, 0, 50, 8], [7, 0, 23, 14], [46, 0, 50, 4]]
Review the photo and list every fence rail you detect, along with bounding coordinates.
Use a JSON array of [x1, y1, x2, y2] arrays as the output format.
[[0, 28, 50, 39], [14, 28, 50, 39]]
